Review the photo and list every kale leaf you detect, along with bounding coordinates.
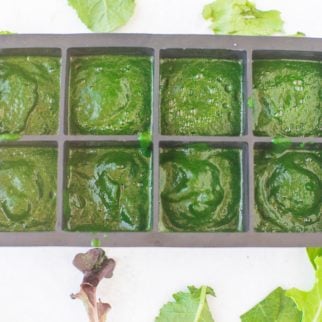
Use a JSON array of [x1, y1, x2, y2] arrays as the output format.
[[156, 285, 215, 322], [203, 0, 283, 36], [68, 0, 135, 32]]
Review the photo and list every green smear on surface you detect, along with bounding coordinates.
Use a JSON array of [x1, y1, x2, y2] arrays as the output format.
[[293, 31, 306, 37], [203, 0, 283, 36], [272, 137, 292, 146], [160, 144, 243, 232], [0, 147, 57, 231], [160, 58, 243, 136], [241, 287, 301, 322], [69, 55, 152, 135], [299, 142, 316, 149], [272, 137, 292, 153], [138, 131, 152, 157], [91, 238, 101, 247], [247, 97, 254, 109], [0, 134, 22, 142], [0, 56, 60, 135], [255, 148, 322, 232], [68, 0, 135, 32], [253, 60, 322, 137], [65, 146, 152, 232]]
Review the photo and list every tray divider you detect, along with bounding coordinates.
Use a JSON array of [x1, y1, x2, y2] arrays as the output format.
[[152, 48, 160, 232], [246, 48, 255, 233], [55, 46, 69, 232]]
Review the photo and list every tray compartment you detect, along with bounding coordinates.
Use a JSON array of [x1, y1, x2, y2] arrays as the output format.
[[159, 48, 247, 136], [63, 140, 152, 232], [252, 50, 322, 137], [158, 141, 247, 232]]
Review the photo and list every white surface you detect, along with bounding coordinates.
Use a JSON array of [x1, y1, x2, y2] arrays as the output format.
[[0, 1, 321, 321], [0, 248, 316, 322], [0, 0, 322, 36]]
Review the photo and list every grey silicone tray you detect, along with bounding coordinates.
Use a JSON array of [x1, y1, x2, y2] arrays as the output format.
[[0, 34, 321, 247]]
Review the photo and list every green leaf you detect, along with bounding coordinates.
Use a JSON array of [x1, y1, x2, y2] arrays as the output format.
[[286, 257, 322, 322], [202, 0, 284, 36], [0, 31, 13, 34], [68, 0, 135, 32], [307, 248, 322, 270], [241, 287, 301, 322], [156, 285, 215, 322]]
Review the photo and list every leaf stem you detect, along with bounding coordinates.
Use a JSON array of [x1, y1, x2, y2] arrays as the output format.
[[193, 285, 207, 322]]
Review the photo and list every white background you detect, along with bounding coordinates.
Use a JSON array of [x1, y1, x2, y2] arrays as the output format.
[[0, 1, 321, 321], [0, 0, 322, 36], [0, 248, 316, 322]]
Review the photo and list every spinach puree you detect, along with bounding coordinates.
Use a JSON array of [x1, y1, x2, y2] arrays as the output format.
[[65, 146, 151, 231], [0, 56, 60, 135], [69, 55, 152, 135], [160, 58, 243, 136], [160, 144, 243, 232], [253, 60, 322, 137], [0, 147, 57, 231], [255, 148, 322, 232]]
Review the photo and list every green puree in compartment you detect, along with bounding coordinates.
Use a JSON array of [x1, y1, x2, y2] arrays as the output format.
[[255, 148, 322, 232], [65, 146, 151, 231], [0, 147, 57, 231], [0, 56, 60, 135], [160, 144, 242, 232], [69, 55, 152, 135], [160, 58, 243, 136], [253, 60, 322, 136]]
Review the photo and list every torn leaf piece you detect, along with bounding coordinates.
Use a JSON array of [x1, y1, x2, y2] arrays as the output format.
[[68, 0, 135, 32], [203, 0, 284, 36], [241, 287, 301, 322], [156, 285, 215, 322], [306, 248, 322, 270], [286, 257, 322, 322]]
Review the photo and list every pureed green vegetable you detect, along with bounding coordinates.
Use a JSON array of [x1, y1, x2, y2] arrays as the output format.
[[253, 60, 322, 137], [65, 146, 151, 232], [160, 58, 243, 136], [0, 147, 57, 231], [255, 148, 322, 232], [160, 144, 242, 232], [69, 55, 152, 135], [0, 56, 60, 135]]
